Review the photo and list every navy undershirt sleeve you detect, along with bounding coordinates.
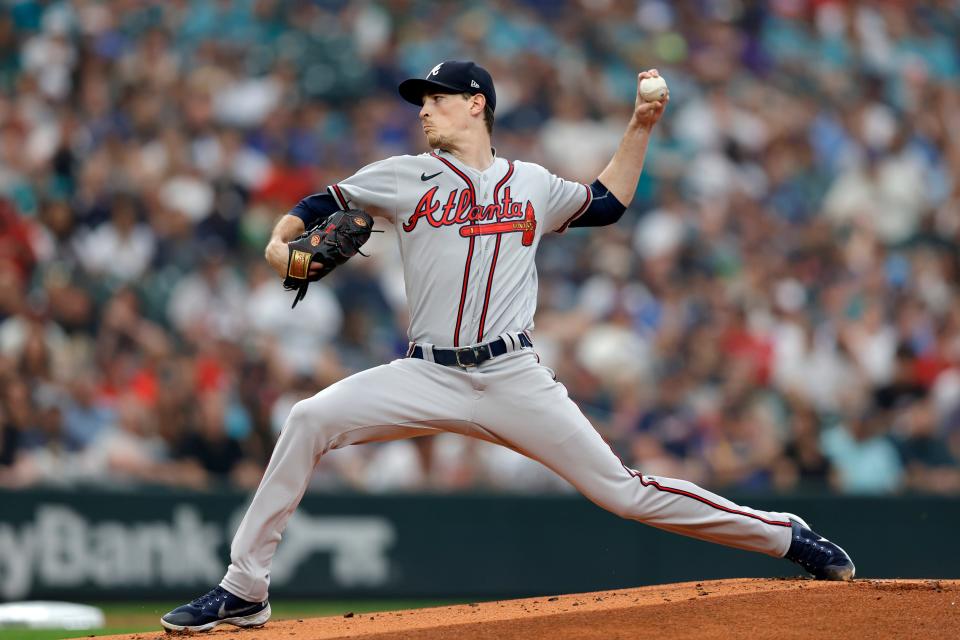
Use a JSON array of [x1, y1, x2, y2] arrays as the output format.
[[569, 179, 627, 228], [289, 193, 341, 228]]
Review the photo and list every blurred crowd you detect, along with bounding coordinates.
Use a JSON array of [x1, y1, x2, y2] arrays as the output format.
[[1, 0, 959, 496]]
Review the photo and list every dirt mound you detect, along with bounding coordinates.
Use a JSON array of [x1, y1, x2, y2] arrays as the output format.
[[107, 578, 959, 640]]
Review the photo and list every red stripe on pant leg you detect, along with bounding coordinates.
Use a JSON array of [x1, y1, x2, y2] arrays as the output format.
[[636, 473, 792, 527], [603, 442, 791, 528]]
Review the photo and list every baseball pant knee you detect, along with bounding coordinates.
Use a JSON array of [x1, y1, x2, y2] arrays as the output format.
[[591, 491, 638, 520], [283, 398, 341, 454]]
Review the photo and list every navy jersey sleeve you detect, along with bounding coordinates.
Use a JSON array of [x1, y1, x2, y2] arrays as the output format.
[[569, 180, 627, 228], [289, 192, 341, 228]]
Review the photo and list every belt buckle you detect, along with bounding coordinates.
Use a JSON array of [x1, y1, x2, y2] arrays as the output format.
[[454, 344, 493, 368], [454, 347, 477, 368]]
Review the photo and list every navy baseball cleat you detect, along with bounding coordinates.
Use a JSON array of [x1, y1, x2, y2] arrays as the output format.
[[160, 585, 270, 632], [783, 515, 855, 581]]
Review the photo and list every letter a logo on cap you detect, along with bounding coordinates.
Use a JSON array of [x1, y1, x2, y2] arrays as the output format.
[[428, 63, 443, 78]]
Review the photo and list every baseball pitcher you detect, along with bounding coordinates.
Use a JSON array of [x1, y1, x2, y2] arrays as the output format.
[[161, 61, 854, 632]]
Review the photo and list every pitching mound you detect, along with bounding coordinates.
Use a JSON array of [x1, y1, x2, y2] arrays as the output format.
[[106, 578, 958, 640]]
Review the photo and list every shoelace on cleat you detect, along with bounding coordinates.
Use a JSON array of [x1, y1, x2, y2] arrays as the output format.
[[791, 533, 837, 570], [189, 586, 226, 608]]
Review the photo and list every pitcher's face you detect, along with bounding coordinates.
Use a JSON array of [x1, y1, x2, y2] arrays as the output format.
[[419, 92, 472, 149]]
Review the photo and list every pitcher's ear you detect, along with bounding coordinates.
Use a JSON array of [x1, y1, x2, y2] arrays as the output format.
[[471, 93, 486, 115]]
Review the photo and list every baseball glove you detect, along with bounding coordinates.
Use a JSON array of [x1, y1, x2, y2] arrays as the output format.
[[283, 209, 378, 308]]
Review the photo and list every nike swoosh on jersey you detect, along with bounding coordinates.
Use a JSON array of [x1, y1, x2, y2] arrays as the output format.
[[421, 171, 443, 181], [218, 601, 260, 619]]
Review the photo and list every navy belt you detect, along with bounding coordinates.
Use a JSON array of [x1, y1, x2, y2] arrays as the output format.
[[410, 334, 532, 368]]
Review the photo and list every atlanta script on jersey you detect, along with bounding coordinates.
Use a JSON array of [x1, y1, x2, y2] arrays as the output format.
[[326, 150, 592, 347]]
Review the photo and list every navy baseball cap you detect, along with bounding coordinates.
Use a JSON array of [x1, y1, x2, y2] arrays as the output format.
[[398, 60, 497, 113]]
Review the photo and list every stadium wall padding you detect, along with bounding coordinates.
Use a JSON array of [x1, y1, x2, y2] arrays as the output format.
[[0, 489, 954, 600]]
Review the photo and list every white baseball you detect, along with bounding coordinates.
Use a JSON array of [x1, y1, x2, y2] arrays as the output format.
[[639, 76, 668, 102]]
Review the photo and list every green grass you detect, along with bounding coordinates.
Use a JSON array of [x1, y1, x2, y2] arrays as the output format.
[[0, 599, 465, 639]]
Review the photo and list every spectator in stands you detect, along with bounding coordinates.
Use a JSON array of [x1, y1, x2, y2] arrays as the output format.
[[821, 408, 905, 494], [0, 374, 22, 480], [774, 401, 832, 493], [80, 391, 170, 485], [74, 193, 155, 284], [174, 391, 261, 489], [895, 399, 960, 494], [62, 377, 114, 450]]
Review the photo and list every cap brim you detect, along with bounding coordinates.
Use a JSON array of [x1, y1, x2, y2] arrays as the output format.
[[398, 78, 464, 106]]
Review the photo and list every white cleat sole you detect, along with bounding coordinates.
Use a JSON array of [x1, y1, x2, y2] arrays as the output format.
[[161, 603, 271, 632]]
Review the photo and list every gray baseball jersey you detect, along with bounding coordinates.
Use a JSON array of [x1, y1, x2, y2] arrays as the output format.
[[220, 149, 795, 604], [327, 150, 590, 346]]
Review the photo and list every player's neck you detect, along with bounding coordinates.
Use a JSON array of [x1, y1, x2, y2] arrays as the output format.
[[442, 135, 494, 172]]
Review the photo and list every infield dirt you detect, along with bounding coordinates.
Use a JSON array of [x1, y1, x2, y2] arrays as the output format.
[[104, 578, 958, 640]]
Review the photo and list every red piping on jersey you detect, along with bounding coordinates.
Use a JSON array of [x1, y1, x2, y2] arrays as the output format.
[[557, 183, 593, 233], [477, 235, 502, 342], [330, 184, 349, 210], [601, 441, 791, 528], [434, 152, 477, 347], [454, 238, 476, 347], [477, 161, 515, 342], [493, 161, 515, 208]]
